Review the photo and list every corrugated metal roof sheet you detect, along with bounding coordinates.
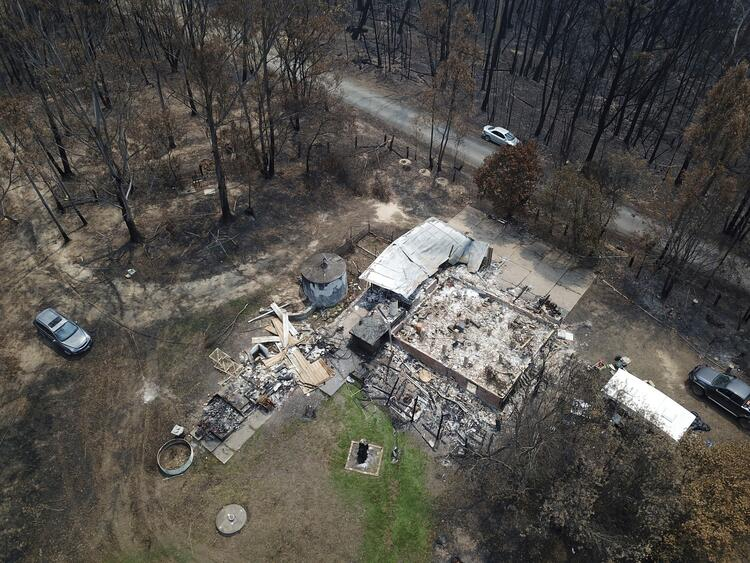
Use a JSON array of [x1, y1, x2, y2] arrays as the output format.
[[360, 218, 489, 299]]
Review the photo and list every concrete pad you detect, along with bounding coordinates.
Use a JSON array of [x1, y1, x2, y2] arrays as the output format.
[[542, 248, 578, 269], [522, 261, 569, 296], [246, 409, 272, 430], [344, 441, 384, 476], [199, 432, 221, 453], [557, 268, 596, 295], [447, 205, 595, 318], [498, 262, 531, 287], [329, 347, 363, 378], [319, 372, 347, 396], [468, 217, 504, 242], [510, 246, 545, 270], [491, 241, 520, 261], [212, 443, 236, 464], [223, 419, 256, 451], [523, 240, 554, 261], [547, 285, 585, 314]]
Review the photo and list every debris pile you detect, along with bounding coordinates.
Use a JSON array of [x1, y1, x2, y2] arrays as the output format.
[[198, 395, 246, 440], [396, 276, 554, 404], [452, 260, 563, 320], [192, 301, 337, 463], [362, 344, 499, 453]]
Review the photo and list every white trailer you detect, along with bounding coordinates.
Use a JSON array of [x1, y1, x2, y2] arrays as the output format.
[[603, 368, 696, 441]]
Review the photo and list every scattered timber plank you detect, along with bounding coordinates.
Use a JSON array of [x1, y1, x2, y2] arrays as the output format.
[[246, 301, 293, 325], [270, 302, 299, 337], [269, 302, 292, 347], [281, 313, 290, 348], [288, 348, 331, 389], [270, 302, 285, 320], [262, 351, 287, 367], [269, 317, 299, 347], [287, 347, 306, 375], [270, 317, 283, 336]]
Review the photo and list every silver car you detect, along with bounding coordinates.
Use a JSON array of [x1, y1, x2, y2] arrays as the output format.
[[34, 307, 92, 356], [482, 125, 520, 147]]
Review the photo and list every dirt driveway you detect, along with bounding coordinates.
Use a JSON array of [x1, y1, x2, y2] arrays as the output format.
[[565, 278, 750, 444], [0, 140, 465, 561]]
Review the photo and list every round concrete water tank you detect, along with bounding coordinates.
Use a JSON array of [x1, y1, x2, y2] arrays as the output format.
[[300, 253, 347, 308]]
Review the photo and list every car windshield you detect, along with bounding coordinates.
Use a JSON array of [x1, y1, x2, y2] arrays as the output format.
[[54, 321, 77, 341], [506, 132, 516, 140], [712, 374, 731, 388]]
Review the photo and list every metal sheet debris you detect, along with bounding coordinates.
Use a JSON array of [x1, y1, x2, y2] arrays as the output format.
[[359, 217, 491, 300]]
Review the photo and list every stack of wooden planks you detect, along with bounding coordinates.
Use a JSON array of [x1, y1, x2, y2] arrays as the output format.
[[257, 302, 300, 366], [252, 301, 332, 392], [287, 348, 332, 393]]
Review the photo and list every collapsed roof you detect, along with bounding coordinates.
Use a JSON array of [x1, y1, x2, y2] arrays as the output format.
[[359, 217, 491, 300]]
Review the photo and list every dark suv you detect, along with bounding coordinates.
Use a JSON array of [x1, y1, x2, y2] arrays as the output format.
[[34, 307, 92, 356], [688, 366, 750, 430]]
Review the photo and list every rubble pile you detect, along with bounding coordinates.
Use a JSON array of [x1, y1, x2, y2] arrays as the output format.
[[219, 362, 298, 413], [194, 362, 298, 442], [397, 277, 554, 400], [452, 261, 563, 320], [192, 302, 337, 463], [363, 344, 499, 453]]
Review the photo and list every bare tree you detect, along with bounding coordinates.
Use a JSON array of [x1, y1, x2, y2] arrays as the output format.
[[181, 0, 249, 222], [11, 1, 145, 242]]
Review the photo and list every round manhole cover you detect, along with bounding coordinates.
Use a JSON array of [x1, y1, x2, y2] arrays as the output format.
[[216, 504, 247, 536]]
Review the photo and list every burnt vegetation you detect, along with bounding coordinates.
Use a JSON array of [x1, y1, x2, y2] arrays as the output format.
[[346, 0, 750, 301], [0, 0, 749, 561]]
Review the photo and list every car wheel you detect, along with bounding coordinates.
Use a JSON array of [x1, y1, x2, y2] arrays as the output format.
[[690, 383, 705, 397], [482, 133, 489, 141]]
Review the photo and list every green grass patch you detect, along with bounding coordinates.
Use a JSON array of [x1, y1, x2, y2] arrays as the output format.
[[328, 386, 433, 563]]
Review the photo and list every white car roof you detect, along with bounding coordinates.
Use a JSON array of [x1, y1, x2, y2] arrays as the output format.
[[491, 126, 510, 135], [603, 368, 696, 441]]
